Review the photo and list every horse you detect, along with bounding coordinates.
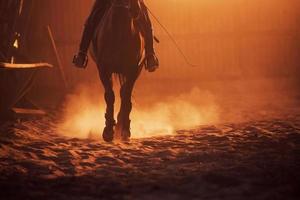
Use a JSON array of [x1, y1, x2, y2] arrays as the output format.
[[91, 0, 145, 142]]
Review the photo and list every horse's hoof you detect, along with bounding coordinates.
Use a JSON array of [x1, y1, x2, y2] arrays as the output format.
[[102, 126, 114, 142], [121, 129, 131, 141]]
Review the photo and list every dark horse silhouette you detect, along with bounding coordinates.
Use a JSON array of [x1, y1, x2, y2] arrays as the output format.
[[91, 0, 145, 142]]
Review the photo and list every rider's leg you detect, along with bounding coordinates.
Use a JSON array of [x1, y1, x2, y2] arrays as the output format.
[[140, 2, 159, 72], [73, 0, 109, 68]]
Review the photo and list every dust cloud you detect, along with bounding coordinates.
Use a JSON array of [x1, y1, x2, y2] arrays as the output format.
[[58, 83, 219, 139], [57, 70, 300, 140]]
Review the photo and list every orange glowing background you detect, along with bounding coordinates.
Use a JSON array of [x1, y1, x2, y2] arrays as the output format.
[[27, 0, 300, 139], [31, 0, 300, 83]]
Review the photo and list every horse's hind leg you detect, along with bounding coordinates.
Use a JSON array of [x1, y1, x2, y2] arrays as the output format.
[[99, 71, 115, 142], [117, 77, 136, 140]]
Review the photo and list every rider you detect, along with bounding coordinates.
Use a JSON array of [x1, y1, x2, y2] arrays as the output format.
[[73, 0, 159, 72]]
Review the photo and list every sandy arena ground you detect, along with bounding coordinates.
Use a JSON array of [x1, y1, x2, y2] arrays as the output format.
[[0, 113, 299, 200]]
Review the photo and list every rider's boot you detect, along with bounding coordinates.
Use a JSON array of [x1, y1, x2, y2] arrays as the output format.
[[145, 53, 159, 72], [73, 51, 88, 68]]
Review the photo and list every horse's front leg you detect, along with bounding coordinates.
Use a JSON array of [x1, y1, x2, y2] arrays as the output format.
[[99, 71, 115, 142], [117, 77, 136, 141]]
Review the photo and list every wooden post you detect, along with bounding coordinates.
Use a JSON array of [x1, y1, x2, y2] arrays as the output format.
[[47, 25, 68, 89]]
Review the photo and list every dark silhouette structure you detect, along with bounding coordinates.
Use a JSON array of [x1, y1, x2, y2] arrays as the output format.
[[0, 0, 52, 119], [0, 0, 21, 61]]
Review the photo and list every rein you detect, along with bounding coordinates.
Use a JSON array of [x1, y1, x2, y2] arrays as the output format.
[[146, 6, 201, 68]]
